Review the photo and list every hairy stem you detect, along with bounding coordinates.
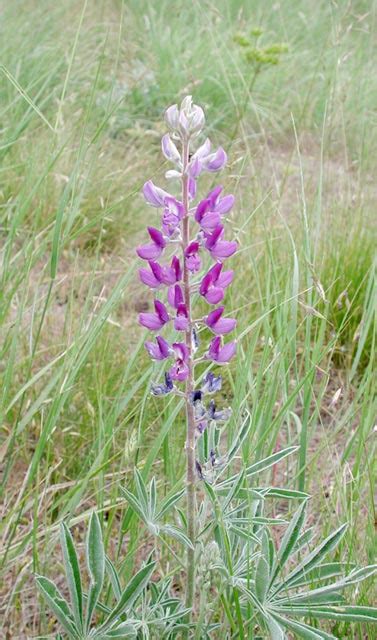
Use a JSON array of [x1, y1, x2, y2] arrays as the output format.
[[182, 136, 196, 618]]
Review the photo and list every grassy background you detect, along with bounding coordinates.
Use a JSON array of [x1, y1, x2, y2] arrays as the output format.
[[0, 0, 376, 637]]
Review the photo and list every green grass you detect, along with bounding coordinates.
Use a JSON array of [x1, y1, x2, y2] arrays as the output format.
[[0, 0, 376, 637]]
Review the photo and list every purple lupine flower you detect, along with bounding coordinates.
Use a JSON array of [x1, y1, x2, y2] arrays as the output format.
[[145, 335, 171, 360], [143, 180, 170, 207], [185, 241, 201, 272], [167, 285, 189, 331], [161, 134, 182, 164], [139, 299, 170, 331], [162, 197, 184, 237], [161, 256, 182, 285], [201, 147, 227, 172], [188, 157, 202, 179], [151, 371, 174, 396], [201, 372, 222, 394], [170, 343, 189, 381], [139, 261, 164, 289], [165, 104, 179, 130], [192, 137, 211, 163], [137, 227, 167, 260], [205, 306, 237, 335], [205, 185, 235, 216], [137, 97, 238, 474], [199, 263, 233, 304], [207, 336, 236, 364], [195, 199, 221, 231], [207, 399, 232, 422], [205, 225, 237, 261]]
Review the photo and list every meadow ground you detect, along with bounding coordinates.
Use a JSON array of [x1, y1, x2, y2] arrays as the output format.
[[0, 0, 376, 637]]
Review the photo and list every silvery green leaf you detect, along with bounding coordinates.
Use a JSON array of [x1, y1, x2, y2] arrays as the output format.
[[273, 523, 348, 596], [265, 614, 286, 639], [149, 477, 157, 519], [276, 565, 377, 605], [162, 524, 194, 549], [60, 522, 83, 632], [156, 488, 185, 520], [134, 468, 149, 511], [120, 486, 148, 524], [246, 446, 298, 477], [285, 562, 354, 589], [255, 556, 269, 603], [99, 561, 156, 632], [222, 470, 246, 510], [219, 447, 298, 489], [225, 411, 251, 467], [85, 512, 105, 631], [271, 612, 337, 639], [229, 524, 260, 544], [105, 556, 122, 601], [99, 621, 138, 638], [273, 604, 377, 623], [257, 487, 310, 500], [270, 500, 307, 586], [36, 575, 78, 639], [262, 529, 275, 572]]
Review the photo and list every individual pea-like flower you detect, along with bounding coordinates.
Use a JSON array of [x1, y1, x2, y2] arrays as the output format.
[[139, 299, 170, 331], [204, 225, 238, 261], [199, 263, 233, 304], [206, 336, 237, 364], [185, 241, 201, 273], [144, 335, 171, 360], [151, 372, 174, 396], [201, 372, 222, 394], [169, 343, 189, 381], [136, 95, 238, 434], [204, 306, 237, 335], [168, 284, 189, 331], [137, 227, 167, 261], [139, 256, 182, 289], [161, 134, 182, 165], [162, 197, 184, 237], [143, 180, 171, 207]]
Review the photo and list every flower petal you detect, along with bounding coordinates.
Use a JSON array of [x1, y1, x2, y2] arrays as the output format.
[[143, 180, 169, 207], [136, 243, 163, 261], [209, 240, 237, 260], [210, 317, 237, 335]]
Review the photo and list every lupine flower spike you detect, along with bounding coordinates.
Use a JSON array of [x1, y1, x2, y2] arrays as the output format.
[[136, 96, 237, 615]]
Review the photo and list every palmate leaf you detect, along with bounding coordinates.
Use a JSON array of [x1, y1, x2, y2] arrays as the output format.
[[155, 488, 185, 520], [60, 522, 83, 632], [275, 565, 377, 606], [285, 563, 356, 589], [97, 560, 156, 634], [272, 523, 348, 597], [36, 575, 79, 639], [121, 476, 188, 546], [271, 611, 337, 639], [85, 512, 105, 631]]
